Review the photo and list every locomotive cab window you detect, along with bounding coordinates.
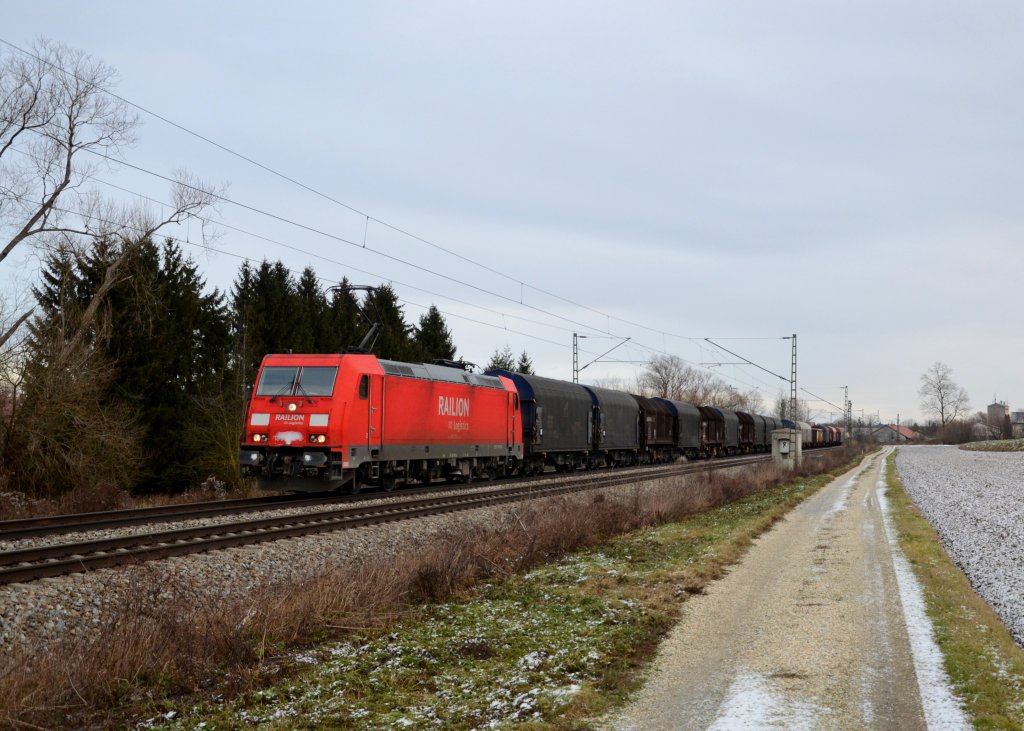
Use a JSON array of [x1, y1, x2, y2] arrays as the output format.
[[358, 374, 369, 399], [297, 366, 338, 396], [255, 366, 298, 397]]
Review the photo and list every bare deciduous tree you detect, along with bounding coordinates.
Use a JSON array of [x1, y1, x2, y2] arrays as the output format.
[[0, 40, 220, 494], [638, 354, 689, 399], [0, 39, 219, 350], [918, 361, 970, 426], [638, 355, 766, 412], [773, 388, 812, 422]]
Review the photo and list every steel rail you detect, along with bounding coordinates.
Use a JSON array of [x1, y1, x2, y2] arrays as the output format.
[[0, 456, 777, 585], [0, 493, 348, 540], [0, 450, 795, 540]]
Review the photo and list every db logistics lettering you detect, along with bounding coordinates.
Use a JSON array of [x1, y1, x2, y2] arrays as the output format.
[[438, 396, 470, 417]]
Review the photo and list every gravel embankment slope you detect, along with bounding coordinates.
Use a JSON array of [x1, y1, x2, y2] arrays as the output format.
[[896, 445, 1024, 645], [0, 468, 696, 652]]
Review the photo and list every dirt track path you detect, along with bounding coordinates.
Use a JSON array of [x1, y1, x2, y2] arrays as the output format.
[[605, 449, 969, 730]]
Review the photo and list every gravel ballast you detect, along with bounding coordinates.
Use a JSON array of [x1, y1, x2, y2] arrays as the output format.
[[895, 445, 1024, 645], [0, 468, 709, 652]]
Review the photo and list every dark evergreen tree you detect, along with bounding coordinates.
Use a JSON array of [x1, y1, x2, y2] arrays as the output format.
[[6, 239, 140, 495], [231, 260, 299, 383], [323, 277, 361, 352], [516, 349, 535, 375], [18, 237, 232, 494], [293, 267, 327, 354], [486, 345, 516, 371], [102, 238, 231, 492], [415, 305, 456, 362], [362, 284, 417, 361]]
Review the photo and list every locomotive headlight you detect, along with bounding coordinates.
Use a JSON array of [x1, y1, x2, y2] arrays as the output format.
[[318, 435, 327, 443], [287, 402, 297, 412]]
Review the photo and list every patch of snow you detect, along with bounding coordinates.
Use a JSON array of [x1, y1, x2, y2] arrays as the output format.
[[708, 669, 825, 730], [823, 474, 860, 519], [876, 453, 972, 731], [519, 651, 546, 670]]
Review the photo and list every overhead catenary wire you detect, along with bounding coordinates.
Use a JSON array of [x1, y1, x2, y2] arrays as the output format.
[[31, 193, 776, 398], [75, 148, 781, 395], [7, 191, 587, 355], [800, 388, 847, 415], [0, 38, 801, 399], [5, 149, 781, 403], [9, 165, 780, 399], [79, 147, 626, 340], [0, 34, 753, 345], [85, 173, 592, 339]]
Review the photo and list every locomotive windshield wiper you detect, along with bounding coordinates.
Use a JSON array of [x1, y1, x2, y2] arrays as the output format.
[[295, 381, 316, 404], [268, 381, 295, 403]]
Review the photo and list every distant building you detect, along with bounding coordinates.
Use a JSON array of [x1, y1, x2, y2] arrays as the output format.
[[872, 424, 920, 443], [988, 401, 1009, 428], [1012, 411, 1024, 439]]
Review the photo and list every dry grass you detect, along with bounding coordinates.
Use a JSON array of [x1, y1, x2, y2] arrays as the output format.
[[0, 477, 266, 523], [0, 446, 862, 728], [959, 438, 1024, 452]]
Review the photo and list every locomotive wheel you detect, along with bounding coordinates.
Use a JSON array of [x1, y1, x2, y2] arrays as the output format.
[[382, 475, 396, 492]]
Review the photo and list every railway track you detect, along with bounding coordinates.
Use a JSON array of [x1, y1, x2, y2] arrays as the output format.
[[0, 492, 347, 541], [0, 451, 828, 586]]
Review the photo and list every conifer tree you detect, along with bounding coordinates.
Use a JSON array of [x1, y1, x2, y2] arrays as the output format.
[[16, 237, 231, 494], [486, 345, 516, 372], [102, 238, 230, 492], [362, 284, 416, 361], [293, 267, 327, 354], [231, 260, 298, 381], [516, 349, 535, 375], [6, 240, 139, 495], [415, 305, 456, 362], [323, 277, 361, 352]]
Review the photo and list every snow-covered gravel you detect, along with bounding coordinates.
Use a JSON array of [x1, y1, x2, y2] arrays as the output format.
[[896, 445, 1024, 645]]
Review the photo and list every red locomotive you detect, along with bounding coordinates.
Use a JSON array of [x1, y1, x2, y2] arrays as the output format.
[[240, 353, 523, 492]]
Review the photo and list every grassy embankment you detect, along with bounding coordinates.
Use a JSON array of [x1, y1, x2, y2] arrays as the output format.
[[959, 439, 1024, 452], [130, 451, 868, 730], [885, 451, 1024, 730]]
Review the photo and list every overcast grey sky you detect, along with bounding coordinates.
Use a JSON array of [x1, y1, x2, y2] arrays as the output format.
[[4, 1, 1022, 424]]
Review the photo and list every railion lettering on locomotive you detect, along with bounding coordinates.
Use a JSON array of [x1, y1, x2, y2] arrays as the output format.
[[438, 396, 471, 417], [274, 413, 306, 422]]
